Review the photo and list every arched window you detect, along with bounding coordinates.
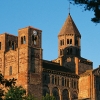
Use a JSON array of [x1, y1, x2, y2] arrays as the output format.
[[62, 39, 64, 45], [70, 39, 72, 45], [23, 36, 26, 44], [9, 66, 12, 75], [21, 37, 23, 44], [21, 36, 26, 44], [52, 87, 60, 100], [60, 40, 62, 46], [62, 89, 69, 100], [67, 39, 69, 44], [75, 38, 78, 46], [60, 49, 63, 55], [43, 86, 50, 96], [32, 35, 34, 42]]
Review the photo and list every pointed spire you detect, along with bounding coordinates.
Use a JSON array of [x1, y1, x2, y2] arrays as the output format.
[[58, 14, 81, 37]]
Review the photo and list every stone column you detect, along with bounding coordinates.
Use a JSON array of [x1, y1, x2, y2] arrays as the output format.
[[50, 75, 52, 84], [59, 89, 62, 100]]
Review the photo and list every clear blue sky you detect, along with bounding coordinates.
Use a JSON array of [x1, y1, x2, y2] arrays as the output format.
[[0, 0, 100, 68]]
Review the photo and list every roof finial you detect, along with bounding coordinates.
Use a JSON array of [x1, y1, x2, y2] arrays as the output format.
[[68, 1, 71, 15]]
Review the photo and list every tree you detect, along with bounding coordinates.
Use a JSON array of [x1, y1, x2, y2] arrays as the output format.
[[42, 94, 56, 100], [70, 0, 100, 23], [4, 86, 26, 100], [25, 94, 37, 100], [0, 73, 16, 100]]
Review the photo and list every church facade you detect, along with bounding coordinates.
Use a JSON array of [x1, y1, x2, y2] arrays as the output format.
[[0, 14, 100, 100]]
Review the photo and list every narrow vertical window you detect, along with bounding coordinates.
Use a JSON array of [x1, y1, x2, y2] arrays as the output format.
[[75, 38, 78, 46], [9, 41, 11, 50], [9, 66, 12, 75], [32, 35, 34, 42], [23, 36, 26, 44], [0, 42, 1, 50], [12, 42, 14, 50], [60, 49, 62, 55], [63, 39, 64, 45], [67, 39, 69, 44], [21, 37, 23, 44], [70, 39, 72, 44], [60, 40, 62, 46]]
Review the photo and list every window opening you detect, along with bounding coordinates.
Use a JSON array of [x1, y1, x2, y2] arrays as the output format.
[[75, 38, 78, 46], [62, 39, 64, 45], [60, 40, 62, 46], [9, 66, 12, 75], [9, 41, 11, 50], [70, 39, 72, 45], [0, 42, 1, 50], [23, 36, 26, 44], [21, 37, 23, 44], [12, 42, 14, 50], [67, 39, 69, 44]]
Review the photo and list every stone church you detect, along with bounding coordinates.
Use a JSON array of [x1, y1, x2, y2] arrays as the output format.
[[0, 13, 100, 100]]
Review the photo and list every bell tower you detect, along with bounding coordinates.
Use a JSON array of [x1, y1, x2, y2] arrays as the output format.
[[18, 26, 42, 99], [52, 13, 82, 74], [58, 13, 81, 58]]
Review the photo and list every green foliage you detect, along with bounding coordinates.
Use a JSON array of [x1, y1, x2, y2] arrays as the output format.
[[42, 94, 56, 100], [0, 73, 16, 100], [70, 0, 100, 23], [25, 94, 37, 100], [4, 86, 26, 100]]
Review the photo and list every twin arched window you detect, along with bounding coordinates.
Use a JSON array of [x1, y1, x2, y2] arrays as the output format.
[[21, 36, 26, 44], [8, 41, 15, 50]]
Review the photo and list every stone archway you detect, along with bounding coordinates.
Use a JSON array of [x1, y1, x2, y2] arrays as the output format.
[[72, 92, 78, 100], [52, 87, 60, 100], [43, 86, 50, 96], [62, 89, 69, 100]]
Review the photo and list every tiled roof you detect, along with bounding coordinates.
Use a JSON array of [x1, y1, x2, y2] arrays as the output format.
[[58, 13, 81, 37], [42, 60, 74, 73]]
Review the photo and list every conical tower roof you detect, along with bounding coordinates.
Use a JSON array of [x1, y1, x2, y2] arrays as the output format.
[[58, 13, 81, 37]]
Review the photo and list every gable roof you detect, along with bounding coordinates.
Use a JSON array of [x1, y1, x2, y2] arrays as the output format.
[[42, 60, 74, 73], [58, 13, 81, 37]]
